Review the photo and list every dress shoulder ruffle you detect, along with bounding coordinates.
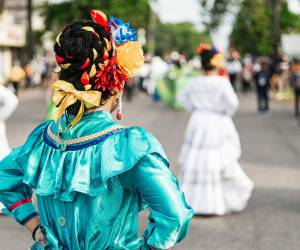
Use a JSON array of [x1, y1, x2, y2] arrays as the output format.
[[14, 121, 169, 201]]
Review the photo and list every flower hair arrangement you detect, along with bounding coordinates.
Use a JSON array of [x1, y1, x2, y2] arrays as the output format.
[[55, 10, 144, 93], [196, 43, 224, 70], [52, 10, 144, 127]]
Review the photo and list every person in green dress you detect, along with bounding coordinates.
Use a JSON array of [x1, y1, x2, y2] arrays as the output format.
[[0, 10, 193, 250]]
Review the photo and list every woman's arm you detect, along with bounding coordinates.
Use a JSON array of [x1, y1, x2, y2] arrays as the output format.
[[176, 82, 194, 113], [0, 85, 19, 121], [0, 148, 41, 235], [120, 154, 193, 249], [221, 79, 239, 116]]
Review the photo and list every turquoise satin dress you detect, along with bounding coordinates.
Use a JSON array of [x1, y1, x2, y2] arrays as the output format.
[[0, 111, 193, 249]]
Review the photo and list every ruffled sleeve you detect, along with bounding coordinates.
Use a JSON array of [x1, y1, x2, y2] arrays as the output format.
[[119, 153, 194, 249], [7, 122, 171, 203], [0, 122, 50, 224]]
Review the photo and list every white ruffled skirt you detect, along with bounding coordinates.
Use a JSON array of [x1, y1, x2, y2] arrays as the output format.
[[179, 111, 254, 215]]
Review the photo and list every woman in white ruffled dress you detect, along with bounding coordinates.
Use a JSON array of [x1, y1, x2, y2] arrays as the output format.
[[0, 84, 18, 212], [177, 44, 254, 215]]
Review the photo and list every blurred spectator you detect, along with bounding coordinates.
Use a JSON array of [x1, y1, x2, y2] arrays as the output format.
[[226, 47, 242, 90], [0, 84, 18, 160], [270, 55, 290, 94], [145, 55, 169, 99], [24, 62, 33, 88], [254, 58, 271, 114], [241, 54, 253, 93], [136, 55, 151, 92], [124, 78, 135, 101], [9, 61, 25, 96], [279, 55, 290, 92], [290, 58, 300, 117]]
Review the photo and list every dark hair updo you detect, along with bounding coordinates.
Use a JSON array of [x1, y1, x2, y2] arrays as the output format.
[[54, 20, 114, 116], [199, 49, 217, 71], [196, 43, 221, 71]]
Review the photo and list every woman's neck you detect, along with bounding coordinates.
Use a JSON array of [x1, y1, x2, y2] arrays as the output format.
[[86, 106, 110, 113], [203, 69, 218, 76]]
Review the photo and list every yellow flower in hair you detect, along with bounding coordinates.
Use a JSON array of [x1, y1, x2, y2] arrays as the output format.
[[211, 53, 224, 69], [116, 41, 144, 77]]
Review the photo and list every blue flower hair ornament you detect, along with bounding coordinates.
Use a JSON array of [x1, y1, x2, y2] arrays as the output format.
[[211, 46, 220, 55], [109, 16, 137, 45]]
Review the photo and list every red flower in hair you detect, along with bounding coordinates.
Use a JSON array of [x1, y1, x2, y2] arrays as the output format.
[[196, 43, 211, 54], [90, 10, 110, 32], [94, 56, 127, 93], [55, 54, 65, 63]]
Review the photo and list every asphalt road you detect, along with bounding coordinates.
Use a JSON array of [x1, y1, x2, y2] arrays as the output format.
[[1, 88, 300, 250]]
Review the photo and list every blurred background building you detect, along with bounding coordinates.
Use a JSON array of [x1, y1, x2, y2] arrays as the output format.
[[0, 0, 47, 83]]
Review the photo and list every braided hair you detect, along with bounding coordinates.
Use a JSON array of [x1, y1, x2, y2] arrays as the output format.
[[54, 21, 115, 115]]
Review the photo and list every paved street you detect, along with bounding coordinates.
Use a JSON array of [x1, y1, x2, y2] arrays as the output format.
[[1, 88, 300, 250]]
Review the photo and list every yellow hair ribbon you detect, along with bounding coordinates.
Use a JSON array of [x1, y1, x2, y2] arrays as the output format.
[[89, 64, 97, 78], [104, 38, 112, 51], [56, 32, 62, 46], [93, 49, 98, 61], [52, 80, 101, 127], [81, 26, 100, 39], [60, 63, 71, 69]]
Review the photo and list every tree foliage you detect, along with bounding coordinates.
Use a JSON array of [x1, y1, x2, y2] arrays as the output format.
[[230, 0, 273, 55], [199, 0, 242, 31], [42, 0, 209, 59], [154, 22, 210, 59], [43, 0, 151, 34], [230, 0, 300, 55], [199, 0, 300, 55]]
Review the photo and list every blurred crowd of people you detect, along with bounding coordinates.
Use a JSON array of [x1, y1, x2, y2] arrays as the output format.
[[0, 55, 55, 163], [3, 56, 54, 96], [127, 47, 300, 118]]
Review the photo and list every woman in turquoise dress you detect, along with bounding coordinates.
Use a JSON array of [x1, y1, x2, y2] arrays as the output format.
[[0, 10, 193, 250]]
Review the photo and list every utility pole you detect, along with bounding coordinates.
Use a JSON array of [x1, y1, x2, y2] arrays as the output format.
[[0, 0, 4, 14], [267, 0, 281, 57], [27, 0, 33, 60], [148, 0, 157, 56]]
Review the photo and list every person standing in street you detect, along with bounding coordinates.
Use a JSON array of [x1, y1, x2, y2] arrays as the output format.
[[289, 58, 300, 118], [0, 10, 193, 250], [177, 43, 254, 216], [0, 84, 19, 160], [241, 54, 253, 93], [254, 58, 271, 114], [226, 47, 242, 91], [9, 61, 26, 96], [0, 83, 19, 212]]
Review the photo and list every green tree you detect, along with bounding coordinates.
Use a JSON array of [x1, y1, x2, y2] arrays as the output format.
[[199, 0, 242, 31], [43, 0, 151, 34], [42, 0, 209, 59], [230, 0, 273, 55], [154, 22, 210, 59], [199, 0, 300, 56], [230, 0, 300, 55]]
